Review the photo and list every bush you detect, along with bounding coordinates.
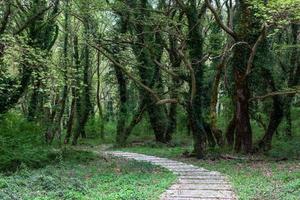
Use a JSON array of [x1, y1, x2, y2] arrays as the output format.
[[0, 112, 59, 173]]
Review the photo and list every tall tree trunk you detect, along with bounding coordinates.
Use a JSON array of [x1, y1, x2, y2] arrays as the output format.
[[96, 51, 105, 139], [184, 1, 207, 158], [165, 33, 181, 143], [258, 68, 284, 151], [115, 65, 128, 146], [49, 0, 70, 143], [230, 0, 262, 153], [233, 72, 252, 153], [72, 35, 83, 145], [128, 0, 168, 143]]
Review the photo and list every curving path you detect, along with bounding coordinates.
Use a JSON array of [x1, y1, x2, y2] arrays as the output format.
[[104, 151, 237, 200]]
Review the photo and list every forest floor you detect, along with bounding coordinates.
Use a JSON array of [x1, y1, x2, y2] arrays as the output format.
[[0, 146, 175, 200], [1, 109, 300, 200]]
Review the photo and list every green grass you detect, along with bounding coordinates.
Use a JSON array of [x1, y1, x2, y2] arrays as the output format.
[[0, 148, 175, 200], [0, 112, 176, 200]]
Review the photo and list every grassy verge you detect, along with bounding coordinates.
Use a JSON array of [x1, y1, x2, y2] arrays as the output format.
[[0, 148, 175, 200]]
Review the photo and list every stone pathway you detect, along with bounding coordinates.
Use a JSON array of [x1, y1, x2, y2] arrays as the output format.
[[104, 151, 237, 200]]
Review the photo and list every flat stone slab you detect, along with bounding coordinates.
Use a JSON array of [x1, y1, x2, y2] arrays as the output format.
[[104, 151, 237, 200]]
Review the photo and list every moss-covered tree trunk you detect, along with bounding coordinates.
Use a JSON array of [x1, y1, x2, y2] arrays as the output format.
[[165, 32, 181, 143], [230, 0, 262, 153], [114, 65, 128, 146], [128, 0, 169, 143], [184, 1, 207, 158]]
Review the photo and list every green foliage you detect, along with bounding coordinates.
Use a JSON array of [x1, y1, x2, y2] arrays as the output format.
[[250, 0, 300, 26], [0, 112, 58, 173], [85, 117, 107, 139]]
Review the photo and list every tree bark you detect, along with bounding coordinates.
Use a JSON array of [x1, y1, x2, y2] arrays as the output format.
[[96, 51, 105, 139], [184, 1, 207, 158]]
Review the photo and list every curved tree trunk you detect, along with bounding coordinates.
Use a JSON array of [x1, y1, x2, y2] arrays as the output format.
[[258, 59, 284, 150]]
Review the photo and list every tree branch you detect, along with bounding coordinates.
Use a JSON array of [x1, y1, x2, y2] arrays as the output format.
[[205, 0, 237, 40], [90, 43, 162, 102], [178, 49, 196, 103], [245, 24, 267, 76], [250, 88, 300, 101], [0, 2, 11, 35], [13, 5, 53, 35]]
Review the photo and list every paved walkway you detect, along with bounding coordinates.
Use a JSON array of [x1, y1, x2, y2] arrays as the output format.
[[104, 151, 237, 200]]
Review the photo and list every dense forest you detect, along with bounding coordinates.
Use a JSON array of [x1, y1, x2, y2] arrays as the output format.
[[0, 0, 299, 199]]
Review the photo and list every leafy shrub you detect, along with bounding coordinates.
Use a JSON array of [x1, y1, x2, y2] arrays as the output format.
[[0, 112, 59, 173]]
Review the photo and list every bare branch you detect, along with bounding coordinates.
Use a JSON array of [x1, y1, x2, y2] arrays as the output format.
[[178, 49, 196, 103], [156, 98, 178, 105], [205, 0, 237, 40], [250, 88, 300, 101], [245, 24, 267, 76], [154, 60, 181, 79], [89, 43, 162, 102]]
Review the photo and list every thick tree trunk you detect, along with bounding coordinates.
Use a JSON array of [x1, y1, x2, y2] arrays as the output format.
[[234, 74, 252, 153], [130, 1, 168, 143], [187, 102, 206, 159], [184, 1, 207, 157], [229, 0, 262, 153], [259, 96, 283, 150]]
